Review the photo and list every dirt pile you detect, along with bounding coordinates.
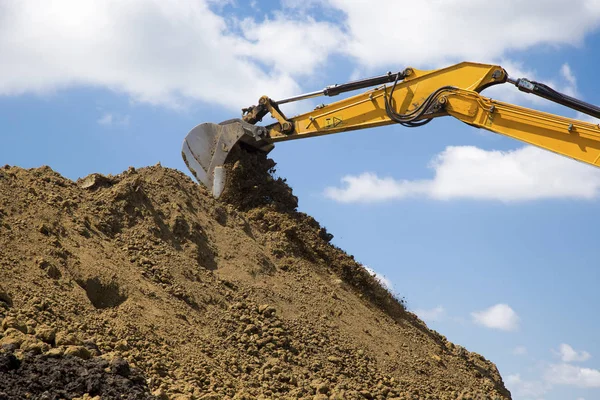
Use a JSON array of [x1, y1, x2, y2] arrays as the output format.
[[0, 159, 511, 400]]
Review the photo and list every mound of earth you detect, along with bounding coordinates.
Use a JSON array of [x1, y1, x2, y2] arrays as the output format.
[[0, 157, 511, 400]]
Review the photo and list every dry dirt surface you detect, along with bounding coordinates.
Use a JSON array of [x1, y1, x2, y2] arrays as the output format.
[[0, 154, 512, 400]]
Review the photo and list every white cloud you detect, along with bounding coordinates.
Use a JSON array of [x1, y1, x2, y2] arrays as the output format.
[[324, 172, 427, 203], [506, 374, 550, 399], [557, 63, 580, 98], [97, 113, 113, 126], [0, 0, 343, 109], [471, 304, 519, 332], [555, 344, 591, 363], [97, 112, 130, 127], [324, 145, 600, 203], [513, 346, 528, 356], [413, 306, 445, 322], [508, 355, 600, 398], [561, 64, 577, 87], [281, 0, 325, 10], [2, 0, 600, 114], [363, 265, 393, 291], [205, 0, 235, 9], [577, 112, 600, 125], [320, 0, 600, 69], [545, 363, 600, 388], [238, 16, 344, 76]]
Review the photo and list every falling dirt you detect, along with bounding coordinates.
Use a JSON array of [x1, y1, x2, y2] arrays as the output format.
[[0, 157, 512, 400], [219, 145, 298, 212]]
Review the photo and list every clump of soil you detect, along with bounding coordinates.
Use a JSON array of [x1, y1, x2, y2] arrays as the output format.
[[219, 145, 298, 212], [0, 161, 511, 399]]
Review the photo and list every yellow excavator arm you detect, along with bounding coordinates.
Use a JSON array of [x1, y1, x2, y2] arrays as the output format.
[[182, 62, 600, 198]]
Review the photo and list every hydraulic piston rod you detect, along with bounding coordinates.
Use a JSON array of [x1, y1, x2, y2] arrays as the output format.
[[275, 71, 405, 105], [507, 76, 600, 119]]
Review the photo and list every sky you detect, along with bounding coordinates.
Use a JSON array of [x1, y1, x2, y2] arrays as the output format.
[[1, 1, 600, 399]]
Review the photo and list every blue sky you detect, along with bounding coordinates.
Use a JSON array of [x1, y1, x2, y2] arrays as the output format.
[[2, 1, 600, 399]]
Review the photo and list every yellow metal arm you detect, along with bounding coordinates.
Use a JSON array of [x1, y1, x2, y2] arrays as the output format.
[[261, 62, 600, 168], [264, 62, 507, 139], [445, 90, 600, 166]]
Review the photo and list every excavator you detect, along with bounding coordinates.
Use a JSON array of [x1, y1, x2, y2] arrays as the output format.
[[181, 62, 600, 198]]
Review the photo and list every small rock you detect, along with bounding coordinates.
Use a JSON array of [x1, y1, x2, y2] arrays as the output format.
[[46, 264, 62, 279], [45, 347, 64, 358], [55, 332, 82, 346], [359, 390, 373, 399], [77, 226, 91, 238], [329, 390, 346, 400], [258, 304, 270, 314], [99, 351, 119, 363], [36, 258, 50, 269], [64, 345, 91, 360], [83, 340, 100, 356], [0, 351, 20, 371], [263, 306, 276, 317], [115, 339, 130, 351], [79, 173, 114, 190], [110, 357, 131, 377], [38, 223, 51, 235], [455, 345, 467, 358], [2, 327, 25, 338], [1, 342, 18, 353], [20, 338, 50, 355], [0, 335, 23, 349], [199, 393, 220, 400], [35, 326, 56, 344], [244, 324, 258, 334], [327, 356, 342, 364], [152, 388, 169, 400], [317, 382, 330, 394], [0, 287, 11, 307], [141, 256, 153, 265], [1, 316, 27, 334], [25, 320, 37, 335]]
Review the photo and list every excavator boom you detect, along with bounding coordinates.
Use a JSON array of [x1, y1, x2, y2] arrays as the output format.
[[182, 62, 600, 198]]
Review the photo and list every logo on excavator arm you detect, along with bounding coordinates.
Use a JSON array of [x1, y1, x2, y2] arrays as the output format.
[[325, 116, 343, 129]]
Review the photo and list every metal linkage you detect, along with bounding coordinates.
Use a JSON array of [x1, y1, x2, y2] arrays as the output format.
[[507, 76, 600, 119], [275, 71, 405, 105]]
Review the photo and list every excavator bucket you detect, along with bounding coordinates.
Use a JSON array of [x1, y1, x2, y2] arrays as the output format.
[[181, 119, 272, 198]]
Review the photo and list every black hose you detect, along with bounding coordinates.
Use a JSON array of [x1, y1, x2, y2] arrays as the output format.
[[384, 76, 457, 127]]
